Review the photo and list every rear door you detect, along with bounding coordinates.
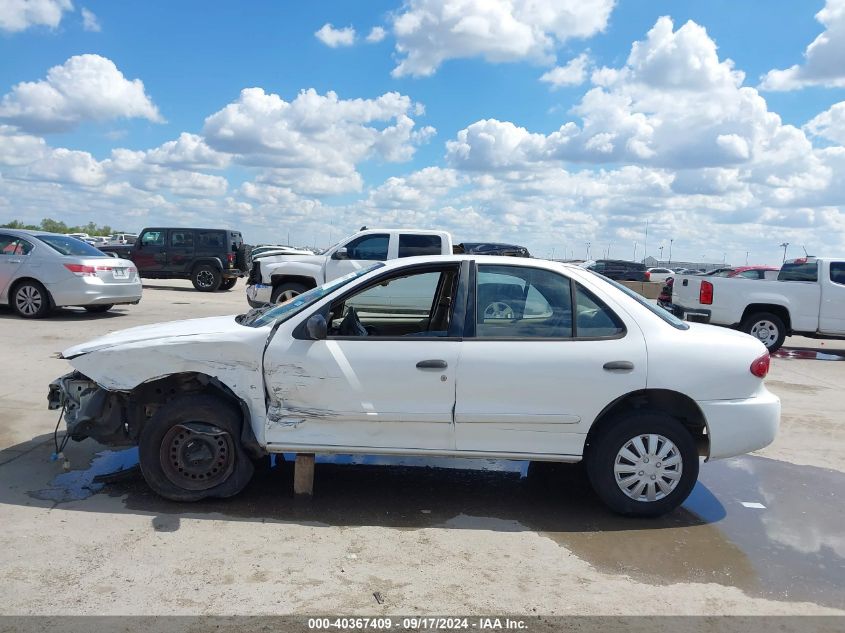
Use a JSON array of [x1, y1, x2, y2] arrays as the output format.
[[820, 261, 845, 334], [454, 263, 648, 457], [134, 229, 167, 273], [168, 229, 195, 274]]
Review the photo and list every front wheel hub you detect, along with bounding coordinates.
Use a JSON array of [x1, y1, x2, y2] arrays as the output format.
[[614, 433, 683, 502], [160, 423, 234, 490]]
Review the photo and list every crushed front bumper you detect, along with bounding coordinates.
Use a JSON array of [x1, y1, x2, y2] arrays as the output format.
[[48, 372, 131, 445], [246, 283, 272, 308]]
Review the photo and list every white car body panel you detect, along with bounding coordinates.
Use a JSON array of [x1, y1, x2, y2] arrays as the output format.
[[58, 255, 780, 466]]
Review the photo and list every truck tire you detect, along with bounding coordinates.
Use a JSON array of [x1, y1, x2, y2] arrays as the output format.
[[191, 264, 221, 292], [740, 312, 786, 352], [586, 412, 698, 517], [271, 281, 308, 304], [138, 394, 255, 502], [219, 278, 237, 291]]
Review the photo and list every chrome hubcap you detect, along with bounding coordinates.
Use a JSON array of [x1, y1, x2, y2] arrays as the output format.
[[15, 286, 42, 315], [750, 320, 779, 347], [614, 434, 683, 502], [196, 270, 215, 288], [484, 301, 514, 320]]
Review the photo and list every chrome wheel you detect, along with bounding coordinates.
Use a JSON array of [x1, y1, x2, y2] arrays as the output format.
[[484, 301, 514, 320], [750, 319, 779, 348], [614, 434, 683, 502], [196, 270, 215, 289], [276, 289, 300, 304], [15, 285, 42, 316], [160, 423, 235, 491]]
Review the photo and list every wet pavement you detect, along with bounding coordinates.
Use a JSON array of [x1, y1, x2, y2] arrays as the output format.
[[11, 443, 845, 610]]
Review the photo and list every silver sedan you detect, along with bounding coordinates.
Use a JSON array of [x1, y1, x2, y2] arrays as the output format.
[[0, 229, 142, 318]]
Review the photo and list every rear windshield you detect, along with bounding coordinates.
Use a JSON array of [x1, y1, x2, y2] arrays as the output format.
[[589, 271, 689, 330], [36, 235, 108, 257], [778, 261, 818, 282]]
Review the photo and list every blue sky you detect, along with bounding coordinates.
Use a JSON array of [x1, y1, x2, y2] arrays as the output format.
[[2, 0, 845, 264]]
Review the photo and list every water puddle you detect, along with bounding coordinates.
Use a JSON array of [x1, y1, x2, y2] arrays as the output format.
[[30, 447, 138, 502], [774, 347, 845, 361]]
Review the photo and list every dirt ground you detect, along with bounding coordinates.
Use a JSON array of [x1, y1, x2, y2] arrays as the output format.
[[0, 279, 843, 616]]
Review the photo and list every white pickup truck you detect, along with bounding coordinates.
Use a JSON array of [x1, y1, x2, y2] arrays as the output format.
[[672, 257, 845, 351], [246, 229, 453, 307]]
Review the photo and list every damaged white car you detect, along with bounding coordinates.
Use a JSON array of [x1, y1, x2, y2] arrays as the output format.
[[49, 256, 780, 516]]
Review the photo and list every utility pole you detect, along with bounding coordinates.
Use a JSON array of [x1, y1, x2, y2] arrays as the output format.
[[607, 242, 611, 259], [668, 238, 674, 266], [633, 241, 638, 261], [585, 242, 591, 260], [779, 242, 789, 263], [643, 219, 649, 264], [745, 251, 749, 265], [659, 245, 664, 262]]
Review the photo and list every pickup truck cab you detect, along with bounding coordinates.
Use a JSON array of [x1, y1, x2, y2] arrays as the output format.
[[672, 257, 845, 351], [246, 229, 452, 307], [100, 227, 249, 292]]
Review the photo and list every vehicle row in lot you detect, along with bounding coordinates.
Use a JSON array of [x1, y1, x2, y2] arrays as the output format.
[[50, 255, 779, 517], [672, 257, 845, 351], [1, 229, 141, 318], [100, 227, 249, 292]]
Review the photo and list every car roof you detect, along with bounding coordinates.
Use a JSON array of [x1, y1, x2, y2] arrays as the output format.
[[376, 254, 578, 271], [1, 228, 68, 237]]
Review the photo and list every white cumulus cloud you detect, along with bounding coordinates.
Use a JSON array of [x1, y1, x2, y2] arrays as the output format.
[[540, 52, 590, 88], [365, 26, 386, 43], [314, 23, 356, 47], [0, 0, 73, 33], [760, 0, 845, 90], [0, 54, 163, 133], [806, 101, 845, 145], [390, 0, 615, 77], [80, 6, 99, 31]]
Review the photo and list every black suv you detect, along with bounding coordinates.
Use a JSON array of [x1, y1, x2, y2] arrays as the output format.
[[588, 259, 650, 281], [100, 227, 249, 291]]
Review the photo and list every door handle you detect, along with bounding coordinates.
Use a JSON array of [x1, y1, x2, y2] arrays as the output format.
[[416, 359, 447, 369], [603, 361, 634, 371], [5, 259, 22, 263]]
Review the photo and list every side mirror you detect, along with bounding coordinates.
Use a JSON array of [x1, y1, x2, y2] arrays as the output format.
[[305, 313, 327, 340], [332, 247, 349, 260]]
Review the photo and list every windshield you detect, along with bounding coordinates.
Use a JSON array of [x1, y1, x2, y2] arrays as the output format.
[[36, 234, 109, 257], [238, 263, 384, 328], [588, 271, 689, 330]]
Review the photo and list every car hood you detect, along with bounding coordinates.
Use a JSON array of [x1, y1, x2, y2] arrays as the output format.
[[62, 315, 249, 358]]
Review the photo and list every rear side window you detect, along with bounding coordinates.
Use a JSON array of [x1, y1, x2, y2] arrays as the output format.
[[575, 284, 625, 338], [197, 231, 224, 248], [831, 262, 845, 285], [398, 234, 442, 257], [346, 234, 389, 260], [778, 261, 818, 282], [0, 234, 33, 256], [141, 231, 165, 246], [170, 230, 194, 247], [35, 234, 105, 257]]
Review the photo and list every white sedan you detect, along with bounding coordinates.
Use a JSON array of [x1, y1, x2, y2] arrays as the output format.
[[647, 267, 675, 282], [48, 256, 779, 516]]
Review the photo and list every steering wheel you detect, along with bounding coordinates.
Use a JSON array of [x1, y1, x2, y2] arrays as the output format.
[[483, 301, 515, 320]]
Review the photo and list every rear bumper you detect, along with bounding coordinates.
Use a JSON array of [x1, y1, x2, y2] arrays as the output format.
[[698, 388, 780, 460], [673, 304, 711, 323], [246, 283, 271, 308], [46, 279, 143, 306]]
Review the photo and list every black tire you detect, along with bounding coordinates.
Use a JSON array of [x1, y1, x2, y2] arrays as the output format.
[[219, 278, 237, 291], [740, 311, 786, 352], [270, 281, 309, 304], [138, 394, 255, 502], [11, 280, 51, 318], [586, 412, 699, 517], [235, 244, 251, 272], [84, 304, 113, 313], [191, 264, 222, 292]]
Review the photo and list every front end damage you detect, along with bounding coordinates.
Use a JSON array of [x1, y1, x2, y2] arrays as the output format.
[[48, 372, 133, 446]]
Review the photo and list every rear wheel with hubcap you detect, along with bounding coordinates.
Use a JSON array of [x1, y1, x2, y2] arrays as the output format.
[[191, 264, 221, 292], [586, 412, 698, 517], [138, 394, 255, 501], [741, 311, 786, 352], [12, 280, 50, 318]]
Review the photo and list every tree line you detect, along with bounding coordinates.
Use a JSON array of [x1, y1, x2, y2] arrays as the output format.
[[1, 218, 118, 236]]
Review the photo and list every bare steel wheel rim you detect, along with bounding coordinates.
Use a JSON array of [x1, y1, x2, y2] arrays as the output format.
[[276, 289, 300, 304], [484, 301, 514, 320], [614, 433, 683, 502], [15, 285, 42, 316], [196, 269, 215, 288], [160, 423, 235, 491], [750, 320, 778, 347]]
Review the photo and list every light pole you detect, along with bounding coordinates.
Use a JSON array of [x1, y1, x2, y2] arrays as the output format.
[[668, 238, 674, 266], [643, 219, 649, 264], [745, 251, 749, 265], [779, 242, 789, 263], [585, 242, 591, 260], [633, 241, 638, 261], [658, 245, 664, 262]]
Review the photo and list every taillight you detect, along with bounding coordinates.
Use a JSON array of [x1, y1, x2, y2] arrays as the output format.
[[64, 264, 97, 277], [227, 252, 235, 268], [644, 271, 651, 281], [750, 352, 771, 378], [700, 280, 713, 305]]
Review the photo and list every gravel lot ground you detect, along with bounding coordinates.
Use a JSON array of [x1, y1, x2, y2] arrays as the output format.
[[0, 279, 843, 616]]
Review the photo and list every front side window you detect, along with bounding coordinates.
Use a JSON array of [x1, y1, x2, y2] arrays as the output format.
[[0, 235, 33, 256], [398, 234, 442, 258], [830, 262, 845, 286], [171, 230, 194, 247], [346, 234, 389, 260], [328, 267, 458, 338], [476, 265, 572, 338], [141, 231, 165, 246]]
